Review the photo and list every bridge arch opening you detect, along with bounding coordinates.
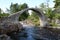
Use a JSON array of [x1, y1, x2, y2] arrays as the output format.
[[19, 10, 40, 26], [18, 8, 48, 27]]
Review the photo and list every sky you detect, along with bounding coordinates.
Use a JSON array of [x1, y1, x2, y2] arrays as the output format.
[[0, 0, 55, 12]]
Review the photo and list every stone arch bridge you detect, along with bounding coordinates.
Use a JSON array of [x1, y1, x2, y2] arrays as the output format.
[[0, 8, 48, 27]]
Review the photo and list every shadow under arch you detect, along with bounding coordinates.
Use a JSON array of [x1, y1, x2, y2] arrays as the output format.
[[8, 8, 48, 27]]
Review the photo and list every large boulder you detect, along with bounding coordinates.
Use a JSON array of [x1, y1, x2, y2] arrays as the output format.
[[0, 21, 23, 34]]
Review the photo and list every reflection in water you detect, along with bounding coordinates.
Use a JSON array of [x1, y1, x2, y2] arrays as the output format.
[[9, 26, 58, 40]]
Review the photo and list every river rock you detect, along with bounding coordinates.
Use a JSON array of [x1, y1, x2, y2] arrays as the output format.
[[0, 21, 23, 34]]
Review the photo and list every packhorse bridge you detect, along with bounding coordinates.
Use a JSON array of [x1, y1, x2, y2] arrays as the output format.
[[1, 8, 48, 27]]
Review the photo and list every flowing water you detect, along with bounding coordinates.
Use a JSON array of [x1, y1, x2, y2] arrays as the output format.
[[10, 25, 59, 40]]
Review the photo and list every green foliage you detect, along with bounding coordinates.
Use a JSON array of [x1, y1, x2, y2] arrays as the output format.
[[28, 11, 40, 26], [40, 3, 55, 20], [40, 3, 47, 12], [53, 0, 60, 19], [19, 12, 29, 21], [31, 12, 39, 19], [18, 3, 28, 10], [49, 22, 58, 27], [40, 3, 47, 15], [55, 14, 60, 19], [8, 3, 19, 14], [0, 8, 9, 18], [46, 8, 55, 19], [0, 13, 9, 18], [18, 3, 29, 21], [40, 3, 58, 26], [7, 3, 29, 21], [54, 0, 60, 8]]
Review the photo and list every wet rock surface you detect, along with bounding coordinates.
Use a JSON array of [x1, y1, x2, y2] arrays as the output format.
[[0, 25, 60, 40]]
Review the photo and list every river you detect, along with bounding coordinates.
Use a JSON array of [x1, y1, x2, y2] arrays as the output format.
[[10, 25, 59, 40]]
